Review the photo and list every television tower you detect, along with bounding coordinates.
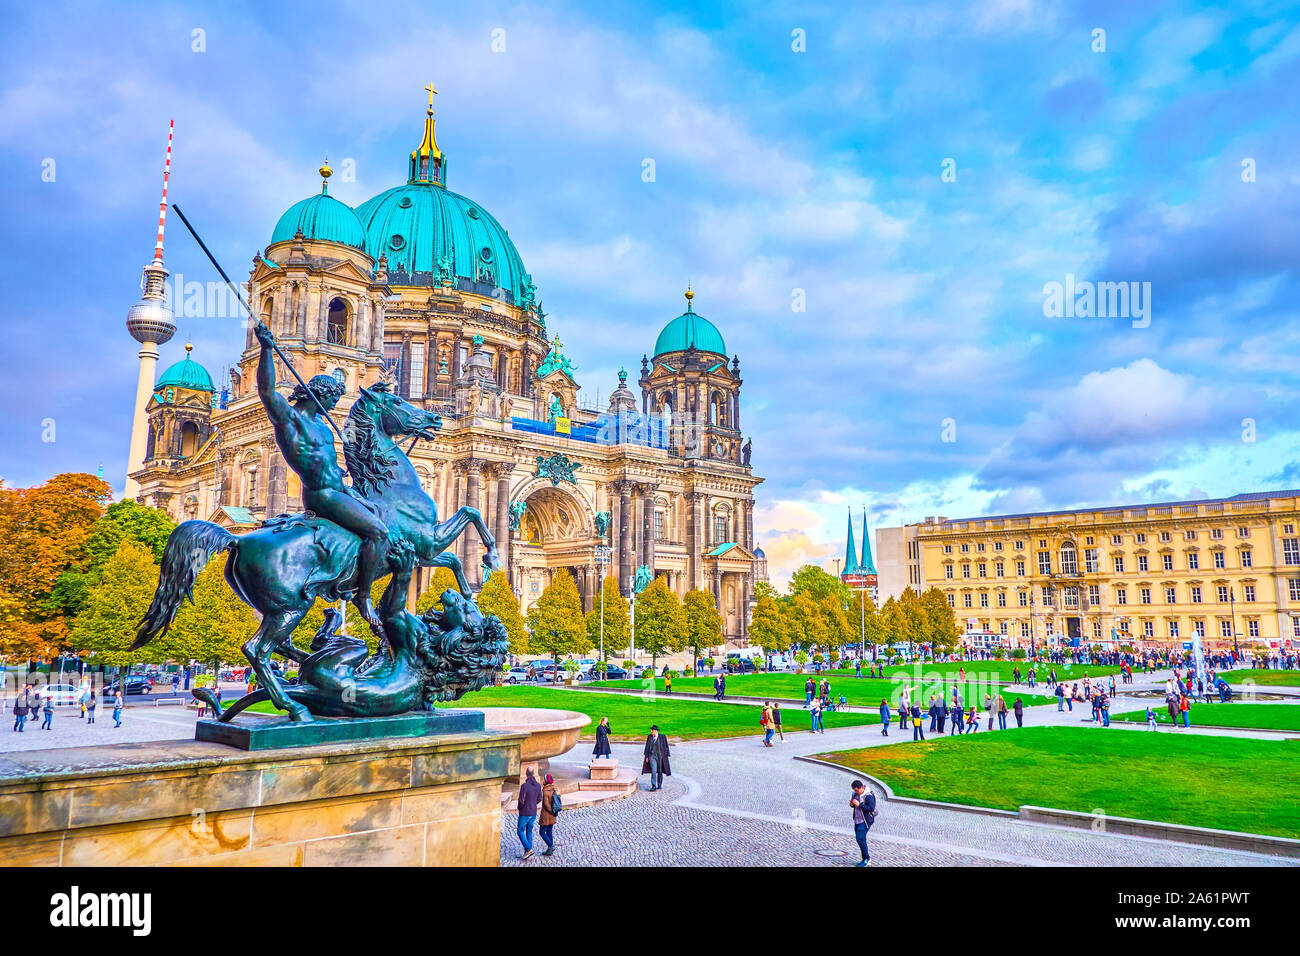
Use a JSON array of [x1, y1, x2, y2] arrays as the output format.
[[124, 120, 177, 500]]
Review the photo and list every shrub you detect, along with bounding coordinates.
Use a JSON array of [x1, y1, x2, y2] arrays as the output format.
[[622, 660, 635, 671], [683, 667, 694, 677], [813, 654, 824, 665], [1012, 648, 1027, 659]]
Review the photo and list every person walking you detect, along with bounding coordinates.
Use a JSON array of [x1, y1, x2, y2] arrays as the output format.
[[1179, 693, 1191, 728], [996, 694, 1008, 730], [1146, 705, 1160, 731], [772, 701, 785, 741], [950, 698, 963, 735], [911, 703, 925, 741], [1100, 692, 1110, 727], [928, 694, 939, 732], [985, 693, 995, 730], [805, 677, 815, 708], [664, 672, 673, 696], [641, 725, 671, 791], [593, 716, 613, 760], [878, 699, 890, 736], [810, 697, 824, 734], [538, 773, 559, 856], [965, 704, 979, 733], [849, 780, 877, 868], [86, 691, 97, 725], [855, 659, 862, 678], [1055, 682, 1065, 712], [1013, 697, 1024, 728], [717, 673, 726, 701], [516, 767, 542, 860], [936, 696, 946, 734], [112, 689, 123, 728], [761, 701, 775, 747], [41, 694, 54, 730]]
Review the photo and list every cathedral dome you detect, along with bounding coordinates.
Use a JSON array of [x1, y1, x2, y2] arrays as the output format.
[[653, 290, 726, 358], [269, 168, 367, 251], [354, 182, 532, 304], [156, 346, 215, 392]]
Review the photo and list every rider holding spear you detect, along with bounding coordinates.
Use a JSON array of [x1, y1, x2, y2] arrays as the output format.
[[253, 322, 390, 631]]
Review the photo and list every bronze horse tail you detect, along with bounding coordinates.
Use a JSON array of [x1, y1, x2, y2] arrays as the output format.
[[132, 520, 236, 650]]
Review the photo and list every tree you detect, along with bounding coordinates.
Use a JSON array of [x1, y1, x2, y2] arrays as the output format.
[[633, 577, 687, 671], [0, 473, 112, 661], [818, 593, 852, 651], [749, 593, 788, 654], [478, 570, 529, 656], [342, 576, 390, 653], [789, 592, 827, 652], [789, 564, 849, 605], [895, 587, 927, 650], [69, 540, 160, 667], [526, 570, 589, 672], [50, 500, 177, 621], [920, 586, 962, 651], [682, 589, 722, 666], [753, 580, 779, 601], [585, 574, 628, 667], [848, 589, 884, 651]]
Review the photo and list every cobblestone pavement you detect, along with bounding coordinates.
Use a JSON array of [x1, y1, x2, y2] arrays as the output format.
[[502, 701, 1299, 867], [0, 703, 199, 752]]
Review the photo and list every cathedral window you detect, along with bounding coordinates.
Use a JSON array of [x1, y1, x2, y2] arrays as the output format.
[[180, 421, 199, 458], [327, 298, 349, 346], [409, 342, 425, 399]]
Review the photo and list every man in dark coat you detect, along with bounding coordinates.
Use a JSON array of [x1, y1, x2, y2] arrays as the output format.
[[516, 768, 542, 860], [641, 725, 671, 791]]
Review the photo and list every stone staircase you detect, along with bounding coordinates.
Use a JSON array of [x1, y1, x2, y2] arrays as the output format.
[[500, 758, 638, 810]]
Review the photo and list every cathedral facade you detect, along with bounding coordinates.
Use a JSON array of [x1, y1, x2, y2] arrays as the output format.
[[126, 98, 764, 641]]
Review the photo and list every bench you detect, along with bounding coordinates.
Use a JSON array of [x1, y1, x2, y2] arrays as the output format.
[[153, 697, 187, 706]]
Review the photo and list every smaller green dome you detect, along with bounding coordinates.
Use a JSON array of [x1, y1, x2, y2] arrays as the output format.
[[156, 350, 215, 392], [270, 188, 367, 251], [653, 293, 726, 357]]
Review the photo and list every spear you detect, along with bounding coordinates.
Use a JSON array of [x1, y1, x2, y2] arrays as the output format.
[[171, 203, 345, 442]]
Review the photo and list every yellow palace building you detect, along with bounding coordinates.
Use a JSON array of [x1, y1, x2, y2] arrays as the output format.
[[875, 490, 1300, 653]]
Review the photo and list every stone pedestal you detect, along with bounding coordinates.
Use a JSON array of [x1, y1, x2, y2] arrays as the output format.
[[588, 757, 620, 781], [0, 729, 525, 867]]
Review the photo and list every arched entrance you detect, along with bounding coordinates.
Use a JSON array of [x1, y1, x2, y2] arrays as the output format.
[[514, 484, 598, 613]]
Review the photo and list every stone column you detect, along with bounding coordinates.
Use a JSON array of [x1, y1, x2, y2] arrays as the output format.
[[491, 462, 514, 586], [641, 482, 658, 574], [615, 479, 635, 596], [686, 490, 703, 592]]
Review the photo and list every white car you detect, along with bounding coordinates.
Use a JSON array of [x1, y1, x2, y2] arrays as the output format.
[[502, 667, 531, 685], [38, 683, 83, 706]]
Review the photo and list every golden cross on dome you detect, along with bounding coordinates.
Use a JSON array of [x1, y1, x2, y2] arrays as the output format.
[[424, 83, 438, 113], [552, 334, 564, 351]]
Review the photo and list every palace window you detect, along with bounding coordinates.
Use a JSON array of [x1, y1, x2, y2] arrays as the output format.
[[947, 594, 954, 607], [1135, 533, 1146, 543], [714, 515, 729, 543], [1238, 527, 1250, 537], [1093, 621, 1102, 639], [962, 564, 971, 578], [654, 511, 665, 541], [1294, 618, 1300, 638], [1112, 534, 1123, 545], [961, 544, 969, 553], [1187, 551, 1199, 570], [1088, 584, 1100, 606], [1165, 587, 1177, 604], [1021, 622, 1030, 638], [1037, 551, 1052, 575], [976, 543, 985, 552], [1161, 554, 1174, 571], [1217, 586, 1229, 603], [1115, 587, 1127, 605], [1159, 531, 1172, 542], [1285, 524, 1295, 535], [963, 594, 972, 608], [1137, 555, 1149, 572], [1140, 587, 1152, 604], [980, 593, 989, 608], [978, 562, 987, 577], [944, 565, 954, 579], [1113, 555, 1125, 573], [1284, 538, 1300, 566], [1184, 530, 1197, 541], [1015, 540, 1025, 550], [1248, 620, 1260, 638], [1213, 550, 1225, 569], [994, 541, 1003, 551], [944, 544, 952, 553], [995, 561, 1004, 577], [1085, 536, 1094, 546], [1041, 586, 1052, 604], [383, 343, 402, 381], [1000, 621, 1009, 635], [1211, 528, 1223, 539], [1244, 585, 1256, 602], [1084, 548, 1099, 573], [1221, 620, 1233, 638], [1143, 621, 1154, 638], [326, 298, 349, 346], [1016, 560, 1026, 576], [1190, 586, 1202, 603], [997, 591, 1006, 607], [1290, 579, 1300, 602], [1018, 591, 1028, 607], [1241, 549, 1253, 568], [1169, 621, 1179, 638], [1193, 620, 1205, 637]]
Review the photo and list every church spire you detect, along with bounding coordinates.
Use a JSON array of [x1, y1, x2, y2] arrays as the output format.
[[408, 83, 446, 185], [860, 507, 877, 575], [842, 508, 861, 575]]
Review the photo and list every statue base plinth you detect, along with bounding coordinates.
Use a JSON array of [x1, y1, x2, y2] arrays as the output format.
[[195, 710, 484, 751]]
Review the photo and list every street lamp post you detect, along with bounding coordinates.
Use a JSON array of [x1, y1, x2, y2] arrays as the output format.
[[1230, 587, 1241, 661], [595, 546, 611, 677]]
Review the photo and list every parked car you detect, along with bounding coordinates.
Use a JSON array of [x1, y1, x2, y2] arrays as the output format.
[[103, 676, 153, 698], [583, 663, 628, 680], [502, 666, 532, 685], [725, 657, 758, 673], [38, 683, 82, 706]]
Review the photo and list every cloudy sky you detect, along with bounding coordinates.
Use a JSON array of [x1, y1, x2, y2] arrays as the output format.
[[1, 0, 1297, 589]]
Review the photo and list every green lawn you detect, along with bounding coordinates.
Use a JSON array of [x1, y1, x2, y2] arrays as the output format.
[[1113, 703, 1300, 731], [224, 684, 879, 740], [591, 672, 1056, 708], [1219, 669, 1300, 687], [817, 726, 1300, 838]]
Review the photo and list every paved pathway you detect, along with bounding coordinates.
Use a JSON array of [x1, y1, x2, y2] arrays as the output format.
[[0, 702, 201, 752], [502, 694, 1299, 867]]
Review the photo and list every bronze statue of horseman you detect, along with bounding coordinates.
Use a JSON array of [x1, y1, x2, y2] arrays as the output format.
[[134, 322, 503, 722]]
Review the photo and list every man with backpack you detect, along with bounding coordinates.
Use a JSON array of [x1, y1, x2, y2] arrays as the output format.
[[849, 780, 877, 867]]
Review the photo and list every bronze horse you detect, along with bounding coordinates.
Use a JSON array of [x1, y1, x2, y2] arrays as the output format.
[[135, 384, 498, 722]]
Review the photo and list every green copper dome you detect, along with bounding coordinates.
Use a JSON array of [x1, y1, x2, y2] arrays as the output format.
[[156, 350, 215, 392], [354, 183, 533, 305], [269, 187, 367, 251], [653, 294, 726, 357]]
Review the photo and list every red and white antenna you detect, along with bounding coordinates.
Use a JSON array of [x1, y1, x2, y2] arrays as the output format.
[[152, 119, 174, 266]]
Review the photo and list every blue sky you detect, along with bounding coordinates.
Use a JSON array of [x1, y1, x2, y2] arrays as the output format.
[[1, 0, 1297, 588]]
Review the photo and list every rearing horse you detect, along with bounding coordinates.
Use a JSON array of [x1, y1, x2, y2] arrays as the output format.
[[134, 384, 498, 722]]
